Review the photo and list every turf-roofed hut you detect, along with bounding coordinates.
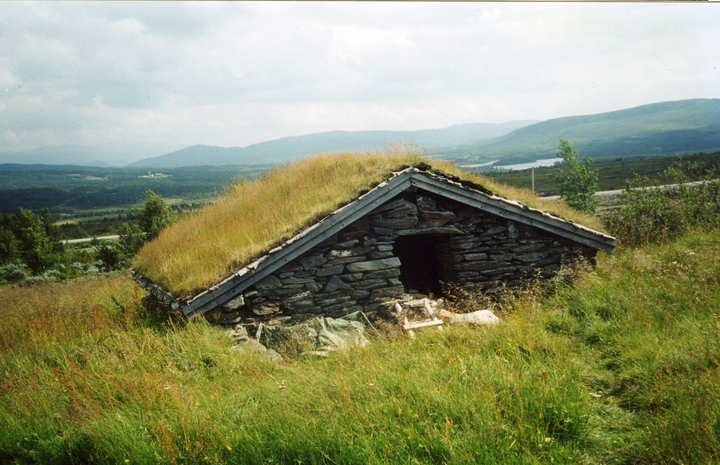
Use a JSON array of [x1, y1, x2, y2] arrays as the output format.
[[133, 150, 616, 326]]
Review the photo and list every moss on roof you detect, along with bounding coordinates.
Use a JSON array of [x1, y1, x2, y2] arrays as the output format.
[[134, 147, 605, 298]]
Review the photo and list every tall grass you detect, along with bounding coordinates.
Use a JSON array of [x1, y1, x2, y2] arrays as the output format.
[[0, 274, 141, 354], [134, 148, 603, 298], [2, 230, 718, 464]]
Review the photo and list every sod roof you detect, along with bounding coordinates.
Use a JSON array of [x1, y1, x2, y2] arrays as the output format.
[[134, 148, 608, 299]]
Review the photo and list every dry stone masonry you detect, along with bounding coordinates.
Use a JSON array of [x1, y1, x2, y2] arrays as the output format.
[[205, 189, 597, 326]]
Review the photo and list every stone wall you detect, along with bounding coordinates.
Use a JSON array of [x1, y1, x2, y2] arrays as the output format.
[[207, 189, 597, 326]]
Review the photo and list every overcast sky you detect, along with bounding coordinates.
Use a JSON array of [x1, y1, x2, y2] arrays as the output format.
[[1, 2, 719, 162]]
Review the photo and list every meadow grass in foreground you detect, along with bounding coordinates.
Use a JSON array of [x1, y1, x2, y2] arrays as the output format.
[[134, 148, 603, 298], [1, 231, 718, 464]]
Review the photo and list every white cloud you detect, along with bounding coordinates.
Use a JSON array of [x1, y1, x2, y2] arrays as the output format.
[[0, 2, 718, 162]]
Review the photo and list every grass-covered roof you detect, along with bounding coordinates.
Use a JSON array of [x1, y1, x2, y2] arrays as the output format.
[[134, 148, 605, 298]]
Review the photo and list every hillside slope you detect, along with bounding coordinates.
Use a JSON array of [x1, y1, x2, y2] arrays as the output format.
[[436, 98, 720, 164]]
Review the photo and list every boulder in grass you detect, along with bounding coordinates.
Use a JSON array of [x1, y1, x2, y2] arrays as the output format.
[[440, 309, 500, 326]]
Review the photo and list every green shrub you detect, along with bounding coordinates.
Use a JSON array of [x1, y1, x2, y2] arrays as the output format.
[[554, 138, 599, 214], [137, 190, 177, 241], [604, 168, 720, 246], [0, 263, 26, 283]]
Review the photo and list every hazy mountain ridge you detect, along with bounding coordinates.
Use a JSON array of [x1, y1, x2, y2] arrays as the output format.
[[436, 98, 720, 164], [3, 99, 718, 169], [126, 121, 537, 168], [0, 145, 116, 168]]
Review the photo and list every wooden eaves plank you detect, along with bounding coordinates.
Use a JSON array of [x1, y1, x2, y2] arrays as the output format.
[[409, 172, 617, 254], [183, 171, 415, 317]]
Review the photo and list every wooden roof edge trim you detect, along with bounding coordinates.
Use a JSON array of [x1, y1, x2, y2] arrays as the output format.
[[413, 169, 614, 239], [410, 170, 617, 246], [412, 177, 616, 254], [183, 170, 415, 314]]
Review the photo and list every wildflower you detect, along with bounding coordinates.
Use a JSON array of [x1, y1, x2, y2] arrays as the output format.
[[195, 401, 200, 407], [226, 446, 232, 451]]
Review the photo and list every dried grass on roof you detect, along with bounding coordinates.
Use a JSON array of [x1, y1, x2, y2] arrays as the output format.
[[134, 147, 604, 298]]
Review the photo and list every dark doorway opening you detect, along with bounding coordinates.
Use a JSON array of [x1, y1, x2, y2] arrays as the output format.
[[393, 235, 443, 296]]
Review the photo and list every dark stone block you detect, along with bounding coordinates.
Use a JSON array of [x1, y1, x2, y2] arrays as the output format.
[[304, 282, 322, 292], [480, 226, 507, 236], [316, 264, 345, 277], [369, 251, 394, 260], [371, 216, 418, 229], [325, 275, 351, 293], [339, 273, 363, 282], [463, 252, 488, 261], [512, 243, 544, 253], [325, 256, 366, 265], [255, 275, 282, 291], [354, 279, 389, 290], [328, 305, 364, 318], [282, 277, 316, 285], [364, 268, 401, 279], [252, 300, 282, 316], [516, 252, 549, 263], [316, 295, 352, 307], [351, 289, 370, 300], [416, 195, 437, 211], [292, 307, 322, 316], [368, 285, 405, 302], [455, 260, 510, 272], [338, 230, 367, 241], [294, 269, 316, 278], [346, 257, 401, 273], [371, 198, 411, 214], [300, 254, 327, 270], [323, 300, 358, 314], [457, 271, 479, 278]]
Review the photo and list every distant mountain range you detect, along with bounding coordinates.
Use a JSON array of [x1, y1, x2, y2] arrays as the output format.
[[125, 121, 536, 168], [0, 145, 116, 168], [436, 98, 720, 165], [2, 99, 718, 170]]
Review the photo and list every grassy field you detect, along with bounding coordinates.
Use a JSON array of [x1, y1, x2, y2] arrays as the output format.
[[1, 229, 718, 464]]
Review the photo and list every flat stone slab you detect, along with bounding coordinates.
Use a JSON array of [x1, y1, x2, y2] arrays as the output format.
[[346, 257, 401, 273]]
